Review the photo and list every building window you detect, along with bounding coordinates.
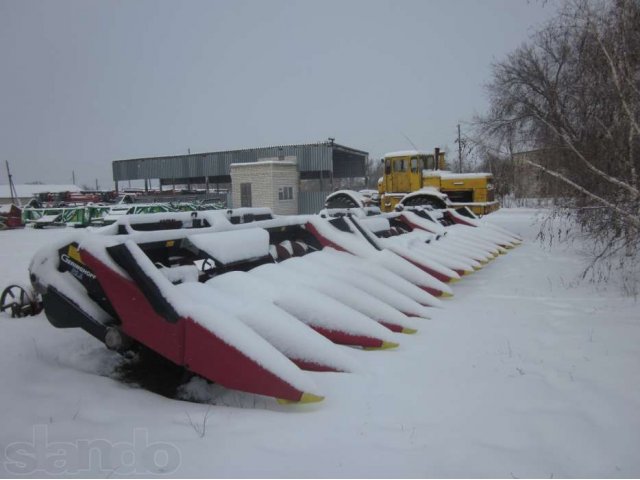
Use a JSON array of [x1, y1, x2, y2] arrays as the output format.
[[240, 183, 252, 207], [278, 186, 293, 201]]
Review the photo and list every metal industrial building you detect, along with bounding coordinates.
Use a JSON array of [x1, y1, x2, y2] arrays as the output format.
[[112, 140, 368, 213]]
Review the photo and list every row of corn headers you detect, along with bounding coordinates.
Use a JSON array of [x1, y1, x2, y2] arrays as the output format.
[[22, 194, 521, 404]]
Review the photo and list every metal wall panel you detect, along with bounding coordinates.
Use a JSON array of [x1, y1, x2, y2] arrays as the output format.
[[188, 155, 205, 177], [332, 149, 367, 178], [299, 191, 331, 214]]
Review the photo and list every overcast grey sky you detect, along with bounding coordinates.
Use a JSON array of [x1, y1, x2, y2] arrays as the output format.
[[0, 0, 560, 188]]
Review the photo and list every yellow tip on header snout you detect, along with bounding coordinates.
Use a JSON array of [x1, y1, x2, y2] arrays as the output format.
[[364, 341, 400, 351], [277, 392, 325, 405]]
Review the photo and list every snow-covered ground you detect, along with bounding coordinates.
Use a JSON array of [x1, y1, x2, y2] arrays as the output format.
[[0, 208, 639, 478]]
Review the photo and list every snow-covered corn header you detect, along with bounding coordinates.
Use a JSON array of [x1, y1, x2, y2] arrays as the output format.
[[21, 198, 521, 404]]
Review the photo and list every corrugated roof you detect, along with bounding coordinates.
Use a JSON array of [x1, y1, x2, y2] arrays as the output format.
[[113, 141, 367, 164]]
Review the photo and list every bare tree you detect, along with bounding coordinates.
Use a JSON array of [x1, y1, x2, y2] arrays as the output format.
[[452, 127, 472, 173], [476, 0, 640, 279], [364, 156, 384, 189]]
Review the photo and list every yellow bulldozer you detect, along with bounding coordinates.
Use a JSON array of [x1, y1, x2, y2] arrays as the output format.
[[377, 148, 499, 216]]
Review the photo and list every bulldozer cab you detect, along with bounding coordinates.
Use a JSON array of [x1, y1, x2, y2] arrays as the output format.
[[382, 151, 445, 194], [384, 156, 411, 193]]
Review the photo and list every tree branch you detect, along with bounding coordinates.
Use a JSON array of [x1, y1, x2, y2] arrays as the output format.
[[532, 112, 640, 197], [586, 11, 640, 137], [523, 159, 640, 229]]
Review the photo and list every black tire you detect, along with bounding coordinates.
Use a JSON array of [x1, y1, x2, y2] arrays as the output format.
[[0, 284, 42, 318]]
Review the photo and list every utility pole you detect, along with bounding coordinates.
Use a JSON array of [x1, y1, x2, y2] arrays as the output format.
[[72, 170, 76, 185], [457, 124, 463, 173], [6, 161, 19, 206], [95, 178, 99, 191]]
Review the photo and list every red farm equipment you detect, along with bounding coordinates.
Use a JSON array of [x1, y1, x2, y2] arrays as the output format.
[[5, 200, 521, 405]]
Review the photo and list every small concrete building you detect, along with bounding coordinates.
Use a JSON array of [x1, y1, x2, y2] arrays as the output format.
[[230, 158, 299, 215]]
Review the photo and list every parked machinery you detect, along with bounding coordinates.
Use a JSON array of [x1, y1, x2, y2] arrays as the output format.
[[7, 205, 520, 405], [378, 149, 499, 215]]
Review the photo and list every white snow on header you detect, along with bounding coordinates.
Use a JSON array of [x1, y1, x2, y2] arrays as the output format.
[[121, 240, 319, 395], [188, 228, 270, 264], [359, 217, 391, 233], [227, 207, 274, 217]]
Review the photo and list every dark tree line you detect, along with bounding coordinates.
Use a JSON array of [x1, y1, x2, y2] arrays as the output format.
[[475, 0, 640, 272]]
